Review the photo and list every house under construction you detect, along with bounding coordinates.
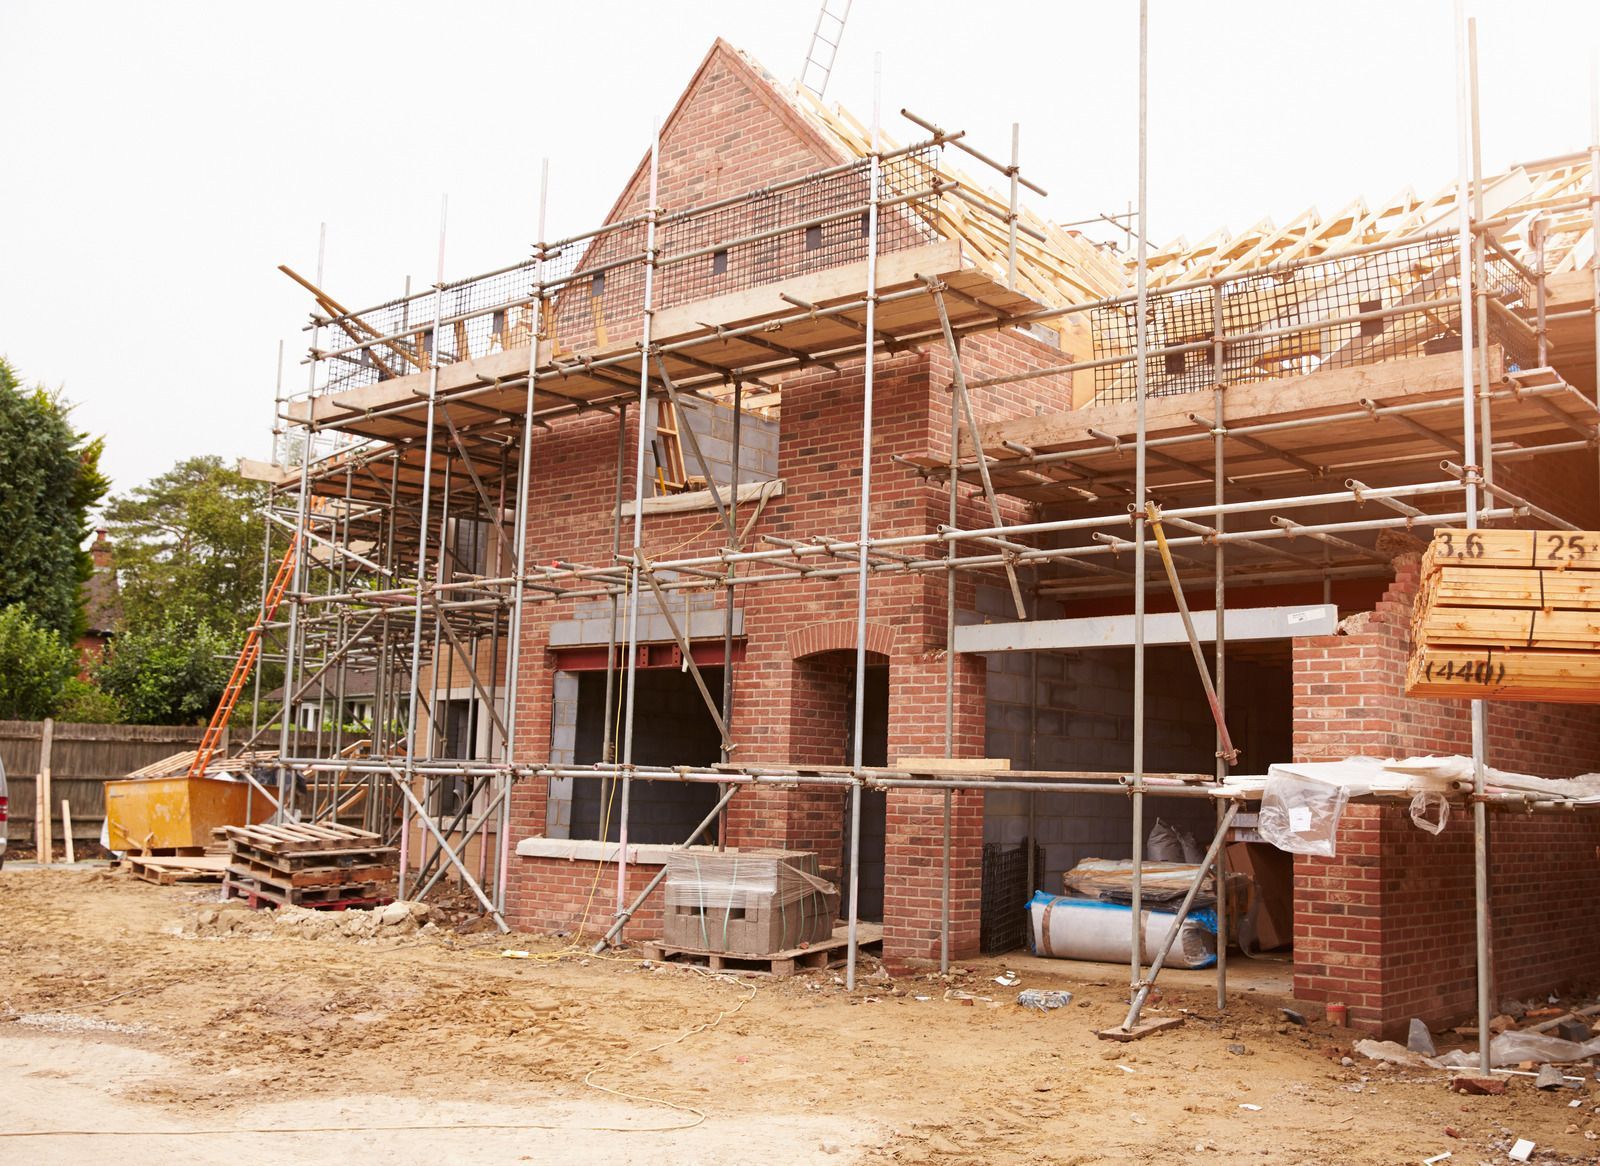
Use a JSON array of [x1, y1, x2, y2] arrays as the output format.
[[244, 35, 1600, 1041]]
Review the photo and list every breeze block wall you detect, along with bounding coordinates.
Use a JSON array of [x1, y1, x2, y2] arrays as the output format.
[[1290, 554, 1600, 1038]]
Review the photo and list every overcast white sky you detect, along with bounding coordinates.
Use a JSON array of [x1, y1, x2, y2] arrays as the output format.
[[2, 1, 1597, 499]]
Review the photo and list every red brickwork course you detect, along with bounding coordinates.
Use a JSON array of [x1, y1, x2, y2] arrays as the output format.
[[1291, 555, 1600, 1037], [500, 43, 1072, 959]]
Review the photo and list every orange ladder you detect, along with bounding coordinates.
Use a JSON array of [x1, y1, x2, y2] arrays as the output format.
[[186, 538, 298, 779]]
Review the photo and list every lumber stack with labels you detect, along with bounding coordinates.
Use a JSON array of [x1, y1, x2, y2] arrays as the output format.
[[1406, 528, 1600, 702]]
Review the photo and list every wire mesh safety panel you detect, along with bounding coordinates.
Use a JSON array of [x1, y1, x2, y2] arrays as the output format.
[[306, 148, 942, 399], [654, 148, 941, 312], [980, 841, 1042, 954], [1089, 236, 1541, 402]]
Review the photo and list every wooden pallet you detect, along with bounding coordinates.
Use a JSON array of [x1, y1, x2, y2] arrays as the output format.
[[127, 854, 229, 885], [640, 924, 883, 977], [125, 845, 209, 859], [226, 853, 391, 888], [218, 821, 382, 855], [224, 837, 393, 873], [223, 871, 388, 909], [222, 875, 386, 912]]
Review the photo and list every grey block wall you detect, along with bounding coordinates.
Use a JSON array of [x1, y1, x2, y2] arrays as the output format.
[[973, 576, 1293, 896], [646, 398, 778, 488]]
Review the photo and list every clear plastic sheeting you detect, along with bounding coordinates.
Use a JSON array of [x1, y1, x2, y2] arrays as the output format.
[[1061, 857, 1249, 915], [1258, 771, 1355, 856], [663, 848, 834, 908], [1434, 1029, 1600, 1068], [1026, 891, 1217, 969], [1409, 789, 1450, 835]]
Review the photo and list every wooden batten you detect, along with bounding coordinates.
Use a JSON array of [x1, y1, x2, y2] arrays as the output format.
[[1406, 645, 1600, 703], [1408, 530, 1600, 704]]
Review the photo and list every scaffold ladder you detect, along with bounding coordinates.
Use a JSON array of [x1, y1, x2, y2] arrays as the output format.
[[800, 0, 852, 99], [186, 538, 298, 779]]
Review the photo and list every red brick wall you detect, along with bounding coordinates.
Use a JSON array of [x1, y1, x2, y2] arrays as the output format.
[[550, 41, 846, 355], [1290, 555, 1600, 1036], [505, 342, 1027, 957], [500, 40, 1071, 960], [503, 854, 666, 940]]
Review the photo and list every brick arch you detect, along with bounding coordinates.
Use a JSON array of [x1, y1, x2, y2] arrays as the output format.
[[787, 618, 894, 661]]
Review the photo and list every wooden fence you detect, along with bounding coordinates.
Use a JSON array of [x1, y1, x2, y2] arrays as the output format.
[[2, 721, 348, 848], [1, 720, 207, 848]]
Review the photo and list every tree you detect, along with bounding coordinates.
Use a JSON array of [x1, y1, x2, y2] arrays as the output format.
[[54, 678, 125, 724], [95, 608, 233, 724], [103, 455, 268, 635], [0, 359, 109, 639], [0, 604, 75, 719]]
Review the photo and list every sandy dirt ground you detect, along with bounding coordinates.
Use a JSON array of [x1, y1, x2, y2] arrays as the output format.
[[2, 867, 1597, 1165]]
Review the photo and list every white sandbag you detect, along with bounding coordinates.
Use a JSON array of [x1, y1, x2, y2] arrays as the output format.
[[1027, 891, 1216, 969]]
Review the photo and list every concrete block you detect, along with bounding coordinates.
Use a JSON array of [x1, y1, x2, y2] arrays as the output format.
[[1035, 652, 1067, 680], [1557, 1019, 1593, 1042], [984, 789, 1027, 816], [694, 435, 733, 464], [985, 729, 1021, 758], [995, 818, 1030, 845], [987, 672, 1033, 704], [1034, 709, 1065, 738]]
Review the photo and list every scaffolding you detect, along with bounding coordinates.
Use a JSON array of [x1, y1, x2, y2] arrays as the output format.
[[245, 12, 1600, 1062]]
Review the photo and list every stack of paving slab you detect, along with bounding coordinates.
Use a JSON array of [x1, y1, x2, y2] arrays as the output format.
[[1406, 528, 1600, 702]]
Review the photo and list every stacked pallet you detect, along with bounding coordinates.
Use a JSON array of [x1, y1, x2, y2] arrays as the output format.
[[127, 848, 229, 886], [219, 822, 395, 910], [1406, 528, 1600, 702]]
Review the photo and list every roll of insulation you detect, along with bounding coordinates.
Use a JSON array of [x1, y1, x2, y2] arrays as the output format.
[[1026, 891, 1217, 969]]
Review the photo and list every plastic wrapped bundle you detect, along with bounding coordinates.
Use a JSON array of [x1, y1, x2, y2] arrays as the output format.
[[663, 847, 838, 955], [1027, 890, 1217, 969]]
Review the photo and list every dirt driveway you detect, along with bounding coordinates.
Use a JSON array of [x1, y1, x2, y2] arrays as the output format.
[[1, 866, 1594, 1164]]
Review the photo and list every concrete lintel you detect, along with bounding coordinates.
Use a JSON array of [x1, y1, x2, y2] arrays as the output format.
[[549, 607, 743, 648], [954, 604, 1338, 654], [514, 838, 677, 865]]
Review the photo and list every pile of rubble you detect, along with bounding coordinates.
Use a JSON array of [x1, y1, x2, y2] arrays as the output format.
[[183, 899, 435, 942]]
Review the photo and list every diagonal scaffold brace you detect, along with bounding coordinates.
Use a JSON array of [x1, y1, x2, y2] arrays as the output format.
[[1100, 799, 1242, 1041], [1144, 501, 1240, 766], [592, 780, 743, 953]]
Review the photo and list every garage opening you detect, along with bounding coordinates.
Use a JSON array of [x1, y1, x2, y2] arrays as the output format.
[[980, 640, 1295, 957], [569, 667, 725, 844]]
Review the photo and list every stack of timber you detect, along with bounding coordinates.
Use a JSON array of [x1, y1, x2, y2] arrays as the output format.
[[1406, 529, 1600, 702], [219, 822, 394, 910]]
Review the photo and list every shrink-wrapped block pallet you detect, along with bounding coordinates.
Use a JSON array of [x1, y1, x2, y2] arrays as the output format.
[[661, 847, 838, 955]]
